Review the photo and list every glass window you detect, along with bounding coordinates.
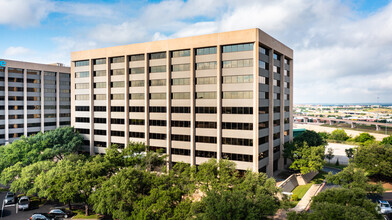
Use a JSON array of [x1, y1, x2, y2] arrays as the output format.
[[196, 47, 217, 55], [130, 67, 144, 74], [130, 93, 144, 100], [196, 61, 217, 70], [111, 69, 124, 75], [75, 94, 89, 100], [75, 71, 89, 78], [111, 94, 124, 100], [150, 79, 166, 86], [172, 92, 190, 99], [259, 60, 268, 70], [111, 81, 124, 88], [94, 58, 106, 65], [223, 75, 253, 84], [94, 70, 106, 77], [150, 65, 166, 73], [222, 59, 253, 68], [171, 78, 190, 85], [172, 50, 190, 57], [130, 54, 145, 61], [172, 64, 190, 72], [130, 80, 144, 87], [111, 56, 124, 63], [94, 82, 106, 88], [223, 91, 253, 99], [222, 43, 253, 53], [94, 94, 106, 100], [75, 60, 89, 67], [75, 83, 89, 89], [273, 53, 280, 60], [149, 93, 166, 100], [196, 76, 216, 85], [196, 92, 216, 99], [149, 52, 166, 60], [259, 46, 269, 55]]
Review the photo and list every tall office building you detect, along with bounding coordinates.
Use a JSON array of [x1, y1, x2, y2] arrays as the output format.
[[0, 59, 71, 145], [71, 28, 293, 175]]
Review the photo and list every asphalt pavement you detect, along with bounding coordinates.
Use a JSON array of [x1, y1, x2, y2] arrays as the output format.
[[0, 191, 64, 220]]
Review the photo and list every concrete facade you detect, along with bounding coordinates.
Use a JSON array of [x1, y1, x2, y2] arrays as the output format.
[[71, 28, 293, 175], [0, 59, 71, 145]]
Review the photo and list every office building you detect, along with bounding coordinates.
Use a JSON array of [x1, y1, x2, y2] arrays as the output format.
[[71, 28, 293, 175], [0, 59, 71, 145]]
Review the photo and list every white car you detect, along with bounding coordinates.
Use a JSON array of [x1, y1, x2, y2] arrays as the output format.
[[18, 196, 29, 210], [377, 200, 392, 214]]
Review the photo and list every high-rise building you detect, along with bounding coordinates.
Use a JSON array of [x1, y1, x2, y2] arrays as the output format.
[[71, 28, 293, 175], [0, 59, 71, 145]]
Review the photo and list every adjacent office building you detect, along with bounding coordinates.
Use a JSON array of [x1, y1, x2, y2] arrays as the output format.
[[71, 28, 293, 175], [0, 59, 71, 145]]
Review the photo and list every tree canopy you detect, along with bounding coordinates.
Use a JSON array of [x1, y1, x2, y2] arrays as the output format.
[[330, 129, 350, 141], [381, 135, 392, 145], [354, 143, 392, 179]]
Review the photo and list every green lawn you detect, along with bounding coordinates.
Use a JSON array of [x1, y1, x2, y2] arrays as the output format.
[[325, 163, 348, 170], [292, 183, 313, 200]]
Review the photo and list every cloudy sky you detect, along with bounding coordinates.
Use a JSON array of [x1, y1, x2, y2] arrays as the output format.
[[0, 0, 391, 104]]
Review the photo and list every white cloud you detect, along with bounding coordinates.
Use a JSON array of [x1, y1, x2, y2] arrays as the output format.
[[4, 46, 31, 57], [0, 0, 53, 27]]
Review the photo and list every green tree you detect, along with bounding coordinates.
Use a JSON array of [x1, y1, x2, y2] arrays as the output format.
[[345, 148, 355, 159], [288, 188, 381, 220], [354, 143, 392, 179], [286, 142, 325, 174], [0, 162, 23, 186], [326, 164, 383, 194], [326, 147, 334, 163], [318, 132, 330, 141], [293, 130, 327, 147], [381, 135, 392, 145], [354, 133, 375, 143], [330, 129, 350, 141]]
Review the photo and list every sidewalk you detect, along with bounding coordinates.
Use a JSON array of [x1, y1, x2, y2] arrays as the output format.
[[290, 183, 322, 212]]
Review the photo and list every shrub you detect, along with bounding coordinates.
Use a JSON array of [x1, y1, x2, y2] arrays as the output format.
[[330, 129, 349, 141], [291, 194, 298, 201], [335, 159, 339, 166], [354, 133, 375, 143]]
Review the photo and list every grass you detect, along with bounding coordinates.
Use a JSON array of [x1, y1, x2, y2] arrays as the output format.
[[72, 210, 100, 219], [292, 183, 313, 200]]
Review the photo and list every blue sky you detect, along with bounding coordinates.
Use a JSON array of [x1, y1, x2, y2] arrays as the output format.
[[0, 0, 391, 104]]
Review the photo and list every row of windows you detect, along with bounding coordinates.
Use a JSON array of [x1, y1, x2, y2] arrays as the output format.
[[150, 120, 166, 127], [222, 59, 253, 68], [172, 64, 190, 72], [223, 152, 253, 162], [223, 75, 253, 84], [222, 137, 253, 146], [196, 61, 217, 70], [222, 122, 252, 130]]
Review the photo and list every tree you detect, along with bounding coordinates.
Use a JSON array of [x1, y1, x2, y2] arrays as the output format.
[[326, 147, 334, 163], [318, 132, 330, 141], [345, 148, 355, 159], [293, 130, 327, 147], [0, 162, 23, 186], [381, 135, 392, 145], [288, 188, 382, 220], [326, 164, 384, 194], [285, 142, 325, 174], [354, 133, 375, 143], [354, 143, 392, 179], [330, 129, 349, 141]]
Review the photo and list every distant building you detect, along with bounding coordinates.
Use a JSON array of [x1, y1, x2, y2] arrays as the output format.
[[71, 28, 293, 175], [0, 59, 71, 145]]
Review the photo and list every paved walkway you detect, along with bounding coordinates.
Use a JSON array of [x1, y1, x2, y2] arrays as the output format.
[[291, 184, 322, 212], [325, 143, 356, 165]]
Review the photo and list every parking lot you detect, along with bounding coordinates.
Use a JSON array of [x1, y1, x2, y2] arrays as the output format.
[[0, 191, 66, 220]]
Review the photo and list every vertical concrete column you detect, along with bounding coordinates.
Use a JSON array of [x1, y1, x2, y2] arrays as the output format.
[[40, 70, 45, 133], [253, 38, 260, 172], [217, 45, 222, 162], [5, 67, 9, 144], [267, 49, 274, 177], [289, 58, 294, 141], [124, 56, 129, 147], [89, 59, 95, 155], [376, 125, 381, 131], [56, 72, 60, 128], [144, 54, 150, 146], [190, 48, 196, 166], [278, 55, 285, 170], [106, 58, 111, 150], [70, 63, 75, 129], [23, 69, 28, 136], [166, 51, 172, 168]]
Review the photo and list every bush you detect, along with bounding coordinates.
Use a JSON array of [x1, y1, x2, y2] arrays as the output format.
[[330, 129, 349, 141], [381, 135, 392, 145], [291, 194, 298, 201], [354, 133, 375, 143]]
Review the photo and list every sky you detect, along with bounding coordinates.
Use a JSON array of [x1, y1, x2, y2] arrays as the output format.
[[0, 0, 391, 104]]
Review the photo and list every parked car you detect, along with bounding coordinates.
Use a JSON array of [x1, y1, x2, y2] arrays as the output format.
[[18, 196, 30, 210], [28, 213, 53, 220], [377, 200, 392, 214], [48, 208, 73, 219], [4, 192, 15, 205]]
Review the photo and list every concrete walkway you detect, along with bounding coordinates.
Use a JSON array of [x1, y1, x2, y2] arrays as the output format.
[[291, 184, 322, 212]]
